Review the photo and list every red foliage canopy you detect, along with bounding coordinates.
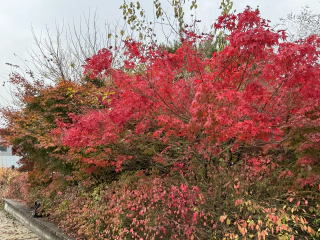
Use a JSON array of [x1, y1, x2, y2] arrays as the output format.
[[55, 7, 320, 171]]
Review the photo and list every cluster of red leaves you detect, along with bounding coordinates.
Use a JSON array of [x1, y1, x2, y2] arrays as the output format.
[[50, 160, 320, 240], [83, 48, 113, 79], [56, 7, 320, 173], [54, 174, 210, 239]]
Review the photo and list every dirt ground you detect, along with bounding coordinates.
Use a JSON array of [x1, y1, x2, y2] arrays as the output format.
[[0, 210, 40, 240], [0, 176, 40, 240]]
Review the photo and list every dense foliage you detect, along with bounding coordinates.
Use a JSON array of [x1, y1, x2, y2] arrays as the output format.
[[0, 167, 18, 208], [1, 6, 320, 239]]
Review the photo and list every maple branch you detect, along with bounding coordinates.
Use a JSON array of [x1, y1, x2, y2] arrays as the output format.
[[146, 70, 191, 123], [261, 74, 287, 112], [236, 54, 251, 91], [212, 54, 238, 85]]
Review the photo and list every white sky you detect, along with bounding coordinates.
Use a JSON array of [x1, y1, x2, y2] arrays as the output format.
[[0, 0, 319, 111]]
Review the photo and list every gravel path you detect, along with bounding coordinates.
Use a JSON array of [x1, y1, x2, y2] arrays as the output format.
[[0, 210, 40, 240]]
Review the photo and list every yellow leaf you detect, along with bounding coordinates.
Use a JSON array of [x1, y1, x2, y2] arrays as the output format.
[[219, 215, 227, 223]]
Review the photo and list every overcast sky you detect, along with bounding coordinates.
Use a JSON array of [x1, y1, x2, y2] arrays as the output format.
[[0, 0, 319, 111]]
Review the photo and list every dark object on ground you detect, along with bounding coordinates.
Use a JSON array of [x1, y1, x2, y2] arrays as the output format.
[[33, 201, 50, 218]]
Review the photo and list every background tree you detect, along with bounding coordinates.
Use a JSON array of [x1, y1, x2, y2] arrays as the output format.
[[279, 6, 320, 41], [29, 12, 133, 82]]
